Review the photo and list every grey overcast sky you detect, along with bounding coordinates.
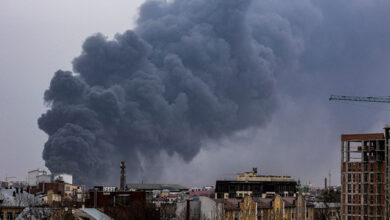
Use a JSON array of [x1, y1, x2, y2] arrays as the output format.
[[1, 0, 390, 187], [0, 0, 144, 181]]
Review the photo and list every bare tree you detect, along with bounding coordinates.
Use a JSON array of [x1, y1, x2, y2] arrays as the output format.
[[315, 189, 341, 220]]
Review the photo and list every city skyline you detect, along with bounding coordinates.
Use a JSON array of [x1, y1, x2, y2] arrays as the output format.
[[1, 0, 390, 188]]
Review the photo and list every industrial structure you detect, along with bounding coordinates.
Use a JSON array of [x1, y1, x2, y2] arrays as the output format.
[[341, 128, 390, 219], [120, 161, 126, 191]]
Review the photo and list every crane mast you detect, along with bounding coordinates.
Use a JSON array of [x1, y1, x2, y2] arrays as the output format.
[[329, 95, 390, 103]]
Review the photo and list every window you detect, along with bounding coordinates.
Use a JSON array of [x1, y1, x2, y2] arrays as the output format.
[[65, 186, 70, 191], [6, 212, 12, 220], [116, 195, 131, 205]]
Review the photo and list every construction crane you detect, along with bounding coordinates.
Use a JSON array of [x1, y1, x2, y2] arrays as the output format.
[[5, 176, 16, 182], [329, 95, 390, 103]]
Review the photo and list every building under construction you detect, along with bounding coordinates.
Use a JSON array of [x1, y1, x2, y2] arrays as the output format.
[[341, 127, 390, 219]]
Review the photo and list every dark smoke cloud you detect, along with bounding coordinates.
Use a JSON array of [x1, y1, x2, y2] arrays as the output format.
[[151, 0, 390, 187], [40, 0, 390, 185], [38, 0, 289, 185]]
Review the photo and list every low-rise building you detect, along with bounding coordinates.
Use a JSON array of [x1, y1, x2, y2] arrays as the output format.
[[314, 202, 341, 220], [36, 174, 52, 184], [215, 168, 297, 199], [85, 186, 160, 219], [126, 183, 188, 203], [53, 173, 72, 185], [190, 186, 215, 197], [0, 187, 45, 220], [0, 181, 9, 189], [214, 194, 314, 220], [29, 181, 83, 202], [28, 169, 48, 187], [85, 186, 146, 209]]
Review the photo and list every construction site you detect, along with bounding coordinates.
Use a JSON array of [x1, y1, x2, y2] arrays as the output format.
[[341, 128, 389, 219], [329, 95, 390, 219]]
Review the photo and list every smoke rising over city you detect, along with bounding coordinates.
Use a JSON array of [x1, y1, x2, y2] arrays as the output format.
[[38, 0, 290, 185], [33, 0, 390, 186]]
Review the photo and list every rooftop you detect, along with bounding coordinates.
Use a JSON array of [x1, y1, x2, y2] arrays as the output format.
[[126, 184, 188, 191], [74, 208, 112, 220], [0, 188, 44, 207], [341, 133, 384, 141], [216, 168, 295, 182]]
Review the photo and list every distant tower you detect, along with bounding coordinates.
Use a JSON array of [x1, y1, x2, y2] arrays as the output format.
[[325, 177, 328, 189], [328, 171, 331, 187], [120, 161, 126, 191]]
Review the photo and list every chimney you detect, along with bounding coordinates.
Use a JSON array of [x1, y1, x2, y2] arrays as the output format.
[[324, 177, 328, 189], [186, 199, 190, 220], [94, 188, 98, 208], [120, 161, 126, 191]]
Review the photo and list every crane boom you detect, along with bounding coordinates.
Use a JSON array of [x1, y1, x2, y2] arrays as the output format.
[[5, 176, 16, 182], [329, 95, 390, 103]]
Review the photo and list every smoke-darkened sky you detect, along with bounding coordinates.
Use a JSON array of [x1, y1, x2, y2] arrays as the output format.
[[1, 0, 390, 187]]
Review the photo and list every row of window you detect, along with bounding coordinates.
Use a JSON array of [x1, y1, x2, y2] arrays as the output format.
[[234, 209, 312, 219], [347, 194, 383, 204], [347, 163, 383, 172], [346, 173, 382, 183], [346, 183, 383, 194], [346, 205, 383, 215], [346, 215, 383, 220], [0, 211, 20, 220]]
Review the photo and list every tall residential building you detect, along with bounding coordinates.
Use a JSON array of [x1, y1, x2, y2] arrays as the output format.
[[341, 127, 390, 219]]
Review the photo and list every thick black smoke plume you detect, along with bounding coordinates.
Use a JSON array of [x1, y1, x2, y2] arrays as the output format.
[[38, 0, 295, 185]]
